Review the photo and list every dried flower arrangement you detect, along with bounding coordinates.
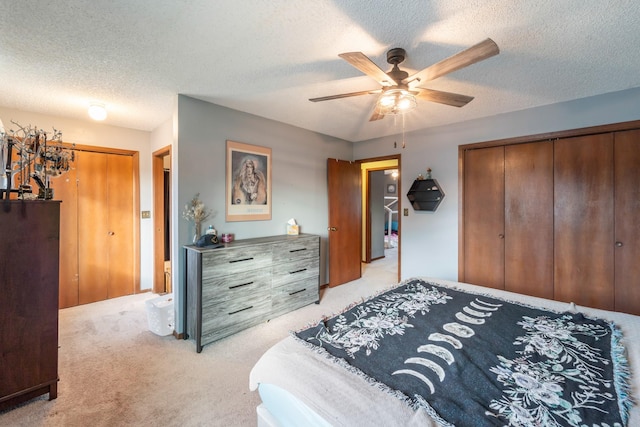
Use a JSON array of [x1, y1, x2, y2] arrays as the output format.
[[182, 193, 213, 241]]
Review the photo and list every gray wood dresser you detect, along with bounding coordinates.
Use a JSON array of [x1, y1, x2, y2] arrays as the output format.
[[184, 233, 320, 352]]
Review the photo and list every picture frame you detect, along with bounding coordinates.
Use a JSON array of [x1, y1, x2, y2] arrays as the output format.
[[386, 183, 396, 194], [226, 140, 272, 221]]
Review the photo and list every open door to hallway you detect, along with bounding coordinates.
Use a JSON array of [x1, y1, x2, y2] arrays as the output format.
[[327, 158, 361, 287], [327, 155, 401, 287]]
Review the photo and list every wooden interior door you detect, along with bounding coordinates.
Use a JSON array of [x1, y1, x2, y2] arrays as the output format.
[[554, 133, 614, 310], [504, 142, 554, 298], [50, 166, 79, 308], [77, 151, 110, 304], [106, 153, 135, 299], [53, 148, 136, 307], [462, 146, 505, 289], [327, 158, 361, 287], [613, 130, 640, 315]]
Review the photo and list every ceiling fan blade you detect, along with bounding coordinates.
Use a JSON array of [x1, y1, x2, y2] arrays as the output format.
[[369, 109, 385, 121], [309, 89, 380, 102], [415, 88, 474, 107], [403, 38, 499, 84], [339, 52, 394, 85]]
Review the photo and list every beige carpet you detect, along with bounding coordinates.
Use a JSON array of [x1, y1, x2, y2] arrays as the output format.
[[0, 249, 398, 426]]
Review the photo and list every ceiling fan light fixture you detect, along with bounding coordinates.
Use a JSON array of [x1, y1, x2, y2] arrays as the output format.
[[376, 89, 416, 115]]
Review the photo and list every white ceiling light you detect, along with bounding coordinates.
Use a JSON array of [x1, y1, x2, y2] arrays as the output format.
[[88, 103, 107, 121]]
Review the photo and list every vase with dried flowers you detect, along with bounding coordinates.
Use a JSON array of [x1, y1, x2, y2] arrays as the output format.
[[182, 193, 213, 243]]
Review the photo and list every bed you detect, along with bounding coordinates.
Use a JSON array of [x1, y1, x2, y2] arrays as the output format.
[[249, 277, 639, 426]]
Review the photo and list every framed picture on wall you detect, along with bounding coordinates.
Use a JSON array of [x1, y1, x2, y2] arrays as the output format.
[[387, 183, 396, 194], [226, 140, 272, 221]]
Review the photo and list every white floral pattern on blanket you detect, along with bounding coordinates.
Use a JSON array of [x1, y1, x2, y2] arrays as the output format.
[[489, 315, 621, 427], [314, 282, 451, 357]]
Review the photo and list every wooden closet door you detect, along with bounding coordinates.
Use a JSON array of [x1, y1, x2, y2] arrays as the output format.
[[613, 130, 640, 315], [50, 167, 79, 308], [554, 134, 614, 310], [504, 142, 554, 298], [462, 146, 505, 289], [106, 153, 135, 298], [77, 151, 110, 304]]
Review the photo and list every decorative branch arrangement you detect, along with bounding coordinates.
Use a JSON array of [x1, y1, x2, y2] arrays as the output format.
[[182, 193, 214, 241], [0, 120, 75, 200]]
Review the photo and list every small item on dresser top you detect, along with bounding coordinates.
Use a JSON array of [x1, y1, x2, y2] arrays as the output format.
[[286, 218, 299, 235], [220, 233, 234, 243], [206, 225, 217, 235], [195, 233, 223, 248]]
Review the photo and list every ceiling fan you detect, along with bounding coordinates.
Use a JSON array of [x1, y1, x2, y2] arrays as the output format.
[[309, 38, 499, 121]]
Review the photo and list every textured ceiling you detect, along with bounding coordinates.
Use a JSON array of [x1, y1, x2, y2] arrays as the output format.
[[1, 1, 640, 142]]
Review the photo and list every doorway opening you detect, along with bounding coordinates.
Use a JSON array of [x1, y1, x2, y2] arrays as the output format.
[[153, 146, 172, 294], [360, 156, 400, 283]]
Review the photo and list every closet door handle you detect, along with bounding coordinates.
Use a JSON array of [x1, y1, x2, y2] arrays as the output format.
[[498, 234, 504, 239], [615, 241, 623, 247], [108, 231, 115, 236], [328, 227, 337, 232]]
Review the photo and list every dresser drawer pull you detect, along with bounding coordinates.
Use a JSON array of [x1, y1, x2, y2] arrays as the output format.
[[290, 248, 307, 253], [229, 306, 253, 315], [290, 268, 307, 274], [229, 257, 254, 263], [229, 281, 254, 289], [289, 288, 307, 296]]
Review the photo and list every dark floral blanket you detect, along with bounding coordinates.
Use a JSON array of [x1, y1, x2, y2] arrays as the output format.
[[294, 278, 633, 427]]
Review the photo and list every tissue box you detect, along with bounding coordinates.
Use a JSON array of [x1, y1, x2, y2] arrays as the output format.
[[287, 224, 299, 235]]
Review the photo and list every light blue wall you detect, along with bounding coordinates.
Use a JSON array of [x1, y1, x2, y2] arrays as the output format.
[[173, 88, 640, 334], [174, 95, 352, 333], [354, 87, 640, 282]]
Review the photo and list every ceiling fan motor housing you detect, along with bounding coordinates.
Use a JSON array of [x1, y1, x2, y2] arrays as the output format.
[[386, 48, 409, 83], [386, 47, 406, 65]]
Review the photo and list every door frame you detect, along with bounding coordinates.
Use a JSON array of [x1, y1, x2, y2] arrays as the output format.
[[153, 146, 171, 294], [358, 155, 401, 282]]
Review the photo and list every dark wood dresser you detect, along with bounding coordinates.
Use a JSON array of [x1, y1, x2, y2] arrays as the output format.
[[0, 200, 60, 410]]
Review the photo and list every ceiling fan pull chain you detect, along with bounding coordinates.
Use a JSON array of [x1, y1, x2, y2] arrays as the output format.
[[402, 114, 406, 149]]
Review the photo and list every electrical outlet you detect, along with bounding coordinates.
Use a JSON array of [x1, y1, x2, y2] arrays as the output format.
[[141, 211, 151, 219], [404, 208, 409, 216]]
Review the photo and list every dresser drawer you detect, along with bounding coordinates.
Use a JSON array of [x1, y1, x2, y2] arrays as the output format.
[[271, 237, 319, 264], [202, 270, 270, 306], [272, 258, 319, 288], [271, 279, 319, 317], [201, 295, 271, 343], [202, 246, 271, 278]]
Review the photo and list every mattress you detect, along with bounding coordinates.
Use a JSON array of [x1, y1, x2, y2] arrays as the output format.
[[250, 278, 640, 426]]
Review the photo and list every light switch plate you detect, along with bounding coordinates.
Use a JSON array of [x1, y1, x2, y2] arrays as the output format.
[[141, 211, 151, 219], [404, 208, 409, 216]]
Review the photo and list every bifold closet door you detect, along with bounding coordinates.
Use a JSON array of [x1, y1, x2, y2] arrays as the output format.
[[77, 151, 135, 305], [77, 151, 110, 304], [613, 130, 640, 315], [462, 146, 505, 289], [504, 142, 554, 299], [554, 133, 614, 310], [52, 166, 79, 308], [105, 153, 135, 299]]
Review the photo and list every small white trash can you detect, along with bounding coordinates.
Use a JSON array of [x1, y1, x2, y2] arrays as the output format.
[[145, 294, 175, 336]]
